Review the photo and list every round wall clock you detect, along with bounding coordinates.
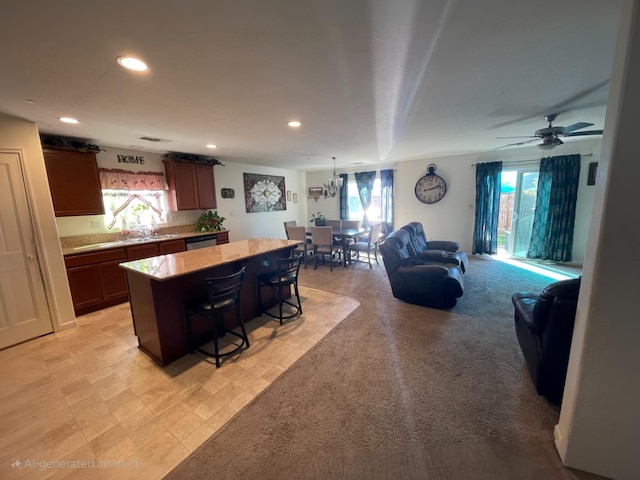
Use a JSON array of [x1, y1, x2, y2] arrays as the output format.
[[415, 164, 447, 204]]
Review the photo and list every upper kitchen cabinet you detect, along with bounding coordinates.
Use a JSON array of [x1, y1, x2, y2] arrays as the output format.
[[163, 159, 217, 211], [43, 148, 105, 216]]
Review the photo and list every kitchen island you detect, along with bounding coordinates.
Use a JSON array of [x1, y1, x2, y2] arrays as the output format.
[[120, 238, 301, 366]]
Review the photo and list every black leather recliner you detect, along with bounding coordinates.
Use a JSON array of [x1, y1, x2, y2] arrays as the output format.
[[379, 228, 464, 309], [511, 277, 581, 405], [400, 222, 468, 273]]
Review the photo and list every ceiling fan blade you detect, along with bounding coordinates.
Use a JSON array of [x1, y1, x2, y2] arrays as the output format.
[[494, 138, 540, 149], [562, 122, 594, 134], [564, 129, 604, 137], [495, 135, 538, 139]]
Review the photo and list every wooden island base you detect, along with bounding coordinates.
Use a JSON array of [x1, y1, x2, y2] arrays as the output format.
[[121, 239, 300, 366]]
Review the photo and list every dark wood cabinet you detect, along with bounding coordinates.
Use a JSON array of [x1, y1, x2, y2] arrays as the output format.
[[65, 248, 127, 315], [43, 148, 104, 217], [158, 239, 186, 254], [126, 243, 159, 260], [195, 164, 216, 209], [164, 159, 217, 211], [215, 231, 229, 244]]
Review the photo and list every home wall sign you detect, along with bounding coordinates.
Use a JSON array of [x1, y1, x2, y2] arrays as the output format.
[[243, 173, 286, 213], [117, 154, 145, 165]]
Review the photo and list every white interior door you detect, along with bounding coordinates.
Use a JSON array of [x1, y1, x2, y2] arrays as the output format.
[[0, 151, 53, 349]]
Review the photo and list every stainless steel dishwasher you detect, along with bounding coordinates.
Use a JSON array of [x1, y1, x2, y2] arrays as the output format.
[[185, 234, 218, 250]]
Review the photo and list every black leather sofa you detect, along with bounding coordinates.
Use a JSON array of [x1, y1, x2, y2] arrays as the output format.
[[379, 227, 464, 309], [400, 222, 469, 273], [511, 277, 581, 405]]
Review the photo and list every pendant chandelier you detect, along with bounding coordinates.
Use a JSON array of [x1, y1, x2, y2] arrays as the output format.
[[325, 156, 343, 198]]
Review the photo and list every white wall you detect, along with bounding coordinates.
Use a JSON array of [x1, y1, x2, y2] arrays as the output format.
[[555, 1, 640, 478], [306, 139, 600, 263], [55, 146, 308, 241], [0, 113, 76, 329]]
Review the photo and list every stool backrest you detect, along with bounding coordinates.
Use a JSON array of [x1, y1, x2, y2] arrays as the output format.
[[275, 253, 303, 282], [205, 267, 246, 310]]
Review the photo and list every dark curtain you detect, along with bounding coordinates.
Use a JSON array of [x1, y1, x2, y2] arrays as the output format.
[[380, 169, 394, 235], [354, 171, 376, 228], [527, 154, 581, 262], [472, 161, 502, 255], [339, 173, 349, 220]]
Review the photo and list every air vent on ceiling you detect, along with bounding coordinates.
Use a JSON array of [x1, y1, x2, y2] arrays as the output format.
[[139, 136, 172, 143]]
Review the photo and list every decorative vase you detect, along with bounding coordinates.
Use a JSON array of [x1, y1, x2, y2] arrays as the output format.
[[315, 219, 326, 226]]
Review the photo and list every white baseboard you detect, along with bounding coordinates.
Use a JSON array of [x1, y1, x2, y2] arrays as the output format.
[[554, 423, 569, 462]]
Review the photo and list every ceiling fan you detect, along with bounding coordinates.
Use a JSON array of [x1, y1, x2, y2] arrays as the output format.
[[496, 113, 604, 150]]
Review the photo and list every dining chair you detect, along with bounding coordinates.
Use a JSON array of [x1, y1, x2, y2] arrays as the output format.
[[341, 220, 361, 229], [325, 219, 342, 228], [283, 220, 297, 238], [310, 226, 342, 271], [184, 267, 249, 368], [348, 223, 382, 268], [340, 219, 361, 252], [257, 253, 304, 325], [287, 225, 312, 268]]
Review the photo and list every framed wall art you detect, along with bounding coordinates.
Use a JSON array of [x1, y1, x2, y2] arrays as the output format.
[[243, 173, 287, 213]]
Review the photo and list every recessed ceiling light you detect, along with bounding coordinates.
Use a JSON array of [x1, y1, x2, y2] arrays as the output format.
[[206, 144, 217, 149], [129, 145, 143, 149], [288, 121, 301, 128], [25, 99, 35, 104], [117, 56, 148, 72], [59, 117, 79, 124]]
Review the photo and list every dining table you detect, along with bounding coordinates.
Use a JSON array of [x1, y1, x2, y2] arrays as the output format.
[[306, 227, 365, 267]]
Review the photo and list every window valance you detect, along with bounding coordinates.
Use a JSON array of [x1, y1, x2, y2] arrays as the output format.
[[99, 168, 168, 191]]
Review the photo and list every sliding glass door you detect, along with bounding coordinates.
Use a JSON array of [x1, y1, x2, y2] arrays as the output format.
[[498, 168, 539, 257]]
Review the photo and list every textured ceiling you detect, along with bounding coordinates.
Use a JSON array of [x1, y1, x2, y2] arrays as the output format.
[[0, 0, 622, 171]]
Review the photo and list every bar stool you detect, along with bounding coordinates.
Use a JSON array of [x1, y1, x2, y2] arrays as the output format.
[[185, 267, 249, 368], [256, 253, 303, 324]]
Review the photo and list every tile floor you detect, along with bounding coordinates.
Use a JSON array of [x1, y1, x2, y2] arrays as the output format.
[[0, 286, 359, 480]]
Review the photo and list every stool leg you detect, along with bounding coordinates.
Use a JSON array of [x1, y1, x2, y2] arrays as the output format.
[[278, 285, 284, 325], [213, 314, 221, 368], [294, 281, 302, 315], [236, 304, 250, 348]]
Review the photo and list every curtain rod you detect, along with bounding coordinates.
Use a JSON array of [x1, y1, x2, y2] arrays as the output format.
[[471, 152, 593, 167]]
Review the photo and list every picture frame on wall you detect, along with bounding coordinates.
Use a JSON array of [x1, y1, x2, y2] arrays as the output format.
[[243, 173, 287, 213]]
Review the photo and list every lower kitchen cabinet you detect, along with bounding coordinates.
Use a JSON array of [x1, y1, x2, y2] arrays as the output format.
[[65, 238, 188, 316], [65, 248, 128, 315]]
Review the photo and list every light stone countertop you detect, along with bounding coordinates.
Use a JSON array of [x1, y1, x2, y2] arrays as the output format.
[[119, 238, 301, 281], [61, 230, 229, 256]]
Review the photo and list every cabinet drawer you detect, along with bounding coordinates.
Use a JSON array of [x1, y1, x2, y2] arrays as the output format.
[[159, 239, 186, 254], [65, 248, 126, 268], [127, 243, 160, 260], [216, 231, 229, 244]]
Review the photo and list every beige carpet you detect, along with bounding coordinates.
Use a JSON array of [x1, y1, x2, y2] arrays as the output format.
[[164, 256, 605, 480]]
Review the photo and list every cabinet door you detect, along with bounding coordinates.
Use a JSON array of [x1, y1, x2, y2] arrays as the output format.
[[158, 239, 186, 254], [43, 148, 104, 216], [173, 162, 199, 210], [99, 261, 129, 302], [195, 164, 217, 209], [67, 265, 104, 311], [127, 243, 160, 260]]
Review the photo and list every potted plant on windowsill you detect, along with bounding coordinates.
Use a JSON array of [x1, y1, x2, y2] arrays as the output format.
[[310, 212, 327, 226]]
